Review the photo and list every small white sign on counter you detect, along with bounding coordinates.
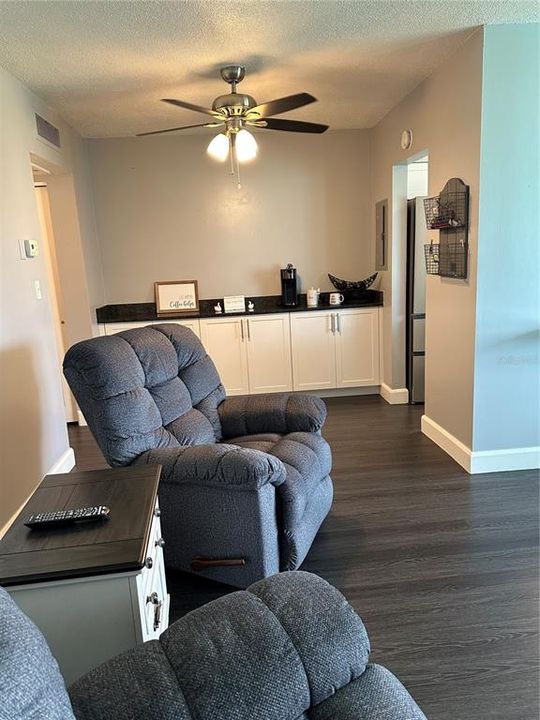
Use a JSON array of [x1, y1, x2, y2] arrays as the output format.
[[223, 295, 246, 314]]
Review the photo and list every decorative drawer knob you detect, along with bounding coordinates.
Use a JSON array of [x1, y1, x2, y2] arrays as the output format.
[[155, 537, 165, 548], [154, 508, 161, 518], [145, 557, 153, 569]]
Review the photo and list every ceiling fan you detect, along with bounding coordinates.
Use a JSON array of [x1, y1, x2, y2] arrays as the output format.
[[138, 65, 329, 186]]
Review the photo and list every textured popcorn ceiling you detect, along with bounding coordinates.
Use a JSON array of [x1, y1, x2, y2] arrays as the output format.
[[0, 1, 537, 137]]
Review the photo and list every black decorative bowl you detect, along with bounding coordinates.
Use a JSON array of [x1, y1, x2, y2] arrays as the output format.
[[328, 272, 378, 295]]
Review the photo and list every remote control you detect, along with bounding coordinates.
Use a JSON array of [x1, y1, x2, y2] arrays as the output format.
[[24, 506, 110, 530]]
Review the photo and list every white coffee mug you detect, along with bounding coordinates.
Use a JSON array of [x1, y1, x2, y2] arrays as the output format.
[[329, 292, 345, 305]]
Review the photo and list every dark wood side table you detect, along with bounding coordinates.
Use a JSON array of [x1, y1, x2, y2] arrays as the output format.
[[0, 465, 168, 685]]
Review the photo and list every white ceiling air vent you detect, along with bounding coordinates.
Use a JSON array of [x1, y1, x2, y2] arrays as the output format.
[[35, 114, 61, 148]]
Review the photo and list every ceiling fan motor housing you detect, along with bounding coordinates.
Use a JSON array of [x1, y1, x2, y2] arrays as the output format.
[[212, 93, 257, 116]]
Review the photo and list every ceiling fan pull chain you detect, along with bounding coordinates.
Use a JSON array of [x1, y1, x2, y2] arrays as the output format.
[[236, 161, 242, 190]]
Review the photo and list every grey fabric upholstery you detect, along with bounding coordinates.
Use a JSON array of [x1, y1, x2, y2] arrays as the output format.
[[0, 587, 75, 720], [64, 324, 333, 587], [219, 392, 328, 436], [67, 572, 426, 720]]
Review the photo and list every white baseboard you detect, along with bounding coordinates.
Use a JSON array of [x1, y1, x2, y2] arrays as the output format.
[[380, 383, 409, 405], [77, 409, 88, 427], [421, 415, 470, 470], [469, 447, 540, 474], [0, 447, 76, 539], [421, 414, 540, 474], [47, 447, 76, 475], [0, 496, 31, 540]]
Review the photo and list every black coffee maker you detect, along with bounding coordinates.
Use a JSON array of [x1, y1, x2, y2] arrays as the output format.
[[280, 263, 298, 307]]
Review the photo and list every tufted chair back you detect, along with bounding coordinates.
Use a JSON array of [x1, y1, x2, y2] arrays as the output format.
[[63, 325, 226, 466]]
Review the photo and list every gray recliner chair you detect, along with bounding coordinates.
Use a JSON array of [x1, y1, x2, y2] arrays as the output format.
[[64, 324, 333, 587], [1, 572, 427, 720]]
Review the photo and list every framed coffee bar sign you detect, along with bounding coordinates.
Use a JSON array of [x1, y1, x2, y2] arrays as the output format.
[[154, 280, 199, 316]]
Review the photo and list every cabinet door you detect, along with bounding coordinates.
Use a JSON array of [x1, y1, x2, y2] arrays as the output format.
[[291, 312, 336, 391], [245, 314, 292, 394], [200, 318, 249, 396], [163, 319, 201, 338], [335, 308, 380, 387]]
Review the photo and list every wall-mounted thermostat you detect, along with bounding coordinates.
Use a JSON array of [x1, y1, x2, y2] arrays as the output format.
[[19, 239, 39, 259]]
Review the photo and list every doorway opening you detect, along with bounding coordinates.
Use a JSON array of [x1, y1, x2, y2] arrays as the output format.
[[31, 153, 94, 426], [405, 156, 428, 404], [390, 152, 428, 405], [32, 163, 77, 422]]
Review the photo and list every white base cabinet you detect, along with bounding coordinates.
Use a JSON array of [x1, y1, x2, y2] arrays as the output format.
[[98, 306, 380, 397], [200, 317, 250, 395], [335, 308, 380, 387], [290, 311, 336, 391], [244, 314, 292, 394], [291, 308, 380, 391], [200, 314, 292, 396]]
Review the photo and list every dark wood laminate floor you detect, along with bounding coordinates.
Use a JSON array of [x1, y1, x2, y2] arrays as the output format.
[[68, 396, 539, 720]]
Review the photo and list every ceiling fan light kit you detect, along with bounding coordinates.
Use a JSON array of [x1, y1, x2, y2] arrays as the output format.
[[139, 65, 329, 188]]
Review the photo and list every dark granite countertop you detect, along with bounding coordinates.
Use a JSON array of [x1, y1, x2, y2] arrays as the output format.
[[96, 291, 383, 324]]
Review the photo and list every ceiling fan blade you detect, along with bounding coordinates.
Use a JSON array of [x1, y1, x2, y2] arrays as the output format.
[[247, 93, 317, 118], [137, 122, 223, 137], [162, 98, 221, 117], [258, 118, 329, 134]]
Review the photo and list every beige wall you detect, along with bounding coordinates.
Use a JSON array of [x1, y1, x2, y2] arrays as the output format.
[[0, 66, 103, 531], [370, 29, 483, 446], [88, 130, 373, 302]]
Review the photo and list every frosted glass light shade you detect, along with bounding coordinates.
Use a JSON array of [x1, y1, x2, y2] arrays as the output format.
[[207, 133, 229, 162], [235, 129, 258, 162]]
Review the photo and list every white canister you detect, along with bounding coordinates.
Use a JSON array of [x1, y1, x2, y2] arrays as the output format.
[[307, 287, 320, 307]]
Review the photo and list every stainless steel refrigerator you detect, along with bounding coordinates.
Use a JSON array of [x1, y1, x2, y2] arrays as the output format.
[[406, 197, 427, 404]]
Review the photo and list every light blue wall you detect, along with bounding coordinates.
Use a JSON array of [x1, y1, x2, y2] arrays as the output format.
[[473, 24, 539, 451]]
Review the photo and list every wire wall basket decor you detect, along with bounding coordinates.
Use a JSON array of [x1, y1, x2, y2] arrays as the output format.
[[424, 242, 439, 274], [423, 193, 467, 230], [423, 178, 469, 279], [424, 242, 468, 278]]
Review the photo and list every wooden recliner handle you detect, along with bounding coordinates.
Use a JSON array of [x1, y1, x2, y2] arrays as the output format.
[[191, 556, 246, 572]]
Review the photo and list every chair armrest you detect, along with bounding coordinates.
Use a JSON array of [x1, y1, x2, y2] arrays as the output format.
[[135, 443, 286, 491], [218, 393, 327, 439], [308, 664, 428, 720]]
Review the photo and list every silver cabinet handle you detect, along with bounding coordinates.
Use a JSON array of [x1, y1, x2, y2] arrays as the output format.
[[146, 592, 162, 632], [330, 314, 335, 334], [155, 537, 165, 548], [240, 320, 244, 341], [247, 318, 251, 341], [337, 313, 341, 334]]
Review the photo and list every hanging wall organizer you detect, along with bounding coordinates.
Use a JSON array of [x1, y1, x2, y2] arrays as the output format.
[[424, 177, 469, 279]]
